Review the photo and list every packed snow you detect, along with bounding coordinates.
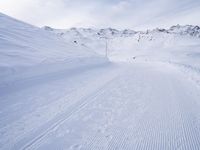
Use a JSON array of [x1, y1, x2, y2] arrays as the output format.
[[1, 12, 200, 150]]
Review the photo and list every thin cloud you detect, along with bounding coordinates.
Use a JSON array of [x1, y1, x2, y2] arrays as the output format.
[[0, 0, 199, 29]]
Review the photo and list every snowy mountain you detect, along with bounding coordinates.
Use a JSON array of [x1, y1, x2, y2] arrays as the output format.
[[43, 25, 200, 62], [1, 13, 200, 150], [0, 13, 107, 84], [43, 24, 200, 39], [168, 25, 200, 37]]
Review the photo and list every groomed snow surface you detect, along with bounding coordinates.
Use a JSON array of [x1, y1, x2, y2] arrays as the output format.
[[1, 13, 200, 150]]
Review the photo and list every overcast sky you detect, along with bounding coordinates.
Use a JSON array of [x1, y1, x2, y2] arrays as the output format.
[[0, 0, 200, 30]]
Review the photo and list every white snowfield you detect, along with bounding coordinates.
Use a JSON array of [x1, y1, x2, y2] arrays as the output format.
[[1, 13, 200, 150]]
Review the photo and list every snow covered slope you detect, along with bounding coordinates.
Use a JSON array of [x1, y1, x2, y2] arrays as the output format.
[[44, 25, 200, 80], [0, 13, 107, 84], [1, 13, 200, 150], [43, 25, 200, 64]]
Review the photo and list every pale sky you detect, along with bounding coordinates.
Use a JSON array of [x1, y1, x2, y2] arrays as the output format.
[[0, 0, 200, 30]]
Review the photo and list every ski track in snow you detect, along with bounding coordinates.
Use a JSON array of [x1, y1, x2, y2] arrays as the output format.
[[1, 62, 200, 150], [19, 70, 122, 150]]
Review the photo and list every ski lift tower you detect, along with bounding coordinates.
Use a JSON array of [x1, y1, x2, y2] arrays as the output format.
[[99, 35, 109, 58]]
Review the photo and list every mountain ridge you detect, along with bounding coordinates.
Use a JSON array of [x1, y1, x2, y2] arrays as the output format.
[[43, 24, 200, 38]]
